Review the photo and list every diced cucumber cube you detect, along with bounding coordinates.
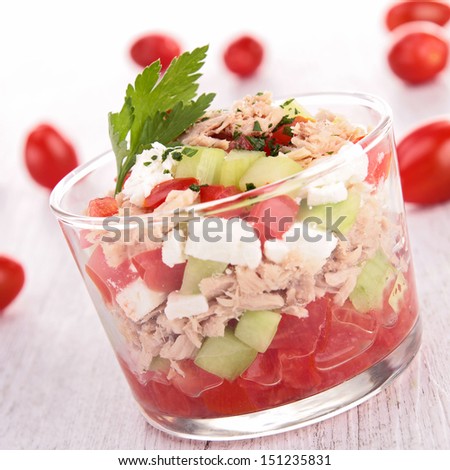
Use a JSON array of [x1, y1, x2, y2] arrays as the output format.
[[175, 146, 226, 184], [194, 328, 258, 381], [180, 256, 228, 295], [234, 310, 281, 353], [350, 251, 395, 313], [298, 189, 361, 235], [220, 150, 265, 188], [280, 98, 315, 121], [239, 156, 302, 191], [388, 271, 408, 314], [149, 356, 170, 373]]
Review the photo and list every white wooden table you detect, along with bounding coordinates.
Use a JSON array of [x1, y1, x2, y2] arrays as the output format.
[[1, 0, 449, 450]]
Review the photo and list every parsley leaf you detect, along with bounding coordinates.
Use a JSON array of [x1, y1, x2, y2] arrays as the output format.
[[253, 121, 262, 132], [109, 45, 215, 194]]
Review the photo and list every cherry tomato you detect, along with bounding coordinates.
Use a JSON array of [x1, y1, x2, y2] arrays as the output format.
[[248, 195, 298, 243], [0, 256, 25, 311], [87, 197, 119, 217], [386, 1, 450, 31], [85, 246, 138, 304], [24, 124, 78, 190], [388, 25, 449, 84], [130, 33, 181, 70], [200, 185, 240, 203], [397, 119, 450, 204], [269, 297, 329, 354], [132, 248, 186, 292], [223, 35, 264, 77], [143, 178, 198, 211]]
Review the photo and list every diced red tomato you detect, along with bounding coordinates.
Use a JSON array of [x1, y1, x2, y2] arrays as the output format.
[[87, 197, 119, 217], [248, 195, 298, 243], [201, 379, 258, 416], [314, 317, 377, 370], [271, 116, 310, 146], [0, 256, 25, 311], [85, 245, 138, 304], [151, 381, 193, 417], [278, 351, 322, 392], [269, 297, 329, 355], [143, 178, 198, 211], [240, 350, 281, 386], [365, 138, 392, 185], [199, 184, 245, 218], [132, 248, 185, 292], [171, 360, 223, 397]]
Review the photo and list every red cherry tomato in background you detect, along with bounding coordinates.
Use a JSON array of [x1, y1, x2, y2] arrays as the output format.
[[130, 33, 181, 70], [0, 256, 25, 311], [386, 1, 450, 31], [387, 24, 449, 84], [24, 124, 78, 190], [397, 119, 450, 204], [223, 35, 264, 77], [143, 177, 198, 211]]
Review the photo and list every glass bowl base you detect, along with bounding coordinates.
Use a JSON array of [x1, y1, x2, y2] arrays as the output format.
[[136, 317, 422, 441]]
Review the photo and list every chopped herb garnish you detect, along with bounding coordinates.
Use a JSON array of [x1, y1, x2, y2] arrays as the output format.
[[109, 45, 216, 194], [326, 151, 334, 155], [143, 161, 152, 166], [245, 183, 256, 191], [232, 130, 242, 140], [280, 98, 294, 108], [294, 108, 300, 115], [273, 115, 294, 132], [181, 147, 198, 158], [266, 138, 281, 156], [245, 136, 266, 151], [151, 155, 158, 160], [282, 126, 294, 137], [268, 123, 273, 128], [236, 108, 242, 113], [256, 91, 264, 96], [199, 116, 210, 122], [171, 151, 183, 161], [253, 121, 262, 132], [189, 183, 208, 192], [163, 169, 171, 174]]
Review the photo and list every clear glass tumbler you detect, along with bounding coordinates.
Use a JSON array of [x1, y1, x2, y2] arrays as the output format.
[[50, 93, 421, 440]]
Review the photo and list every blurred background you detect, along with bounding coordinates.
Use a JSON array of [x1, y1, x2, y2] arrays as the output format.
[[1, 0, 449, 450]]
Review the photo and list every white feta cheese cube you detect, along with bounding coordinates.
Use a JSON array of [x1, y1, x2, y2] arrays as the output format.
[[185, 217, 262, 269], [162, 229, 186, 267], [165, 292, 209, 320], [264, 222, 337, 274], [307, 181, 348, 206], [116, 278, 167, 322]]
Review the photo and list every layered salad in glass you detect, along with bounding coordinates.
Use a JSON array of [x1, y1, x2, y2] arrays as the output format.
[[79, 47, 418, 419]]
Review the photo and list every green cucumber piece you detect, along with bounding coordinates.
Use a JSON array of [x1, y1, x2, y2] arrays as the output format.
[[194, 328, 258, 381], [239, 156, 302, 191], [298, 189, 361, 235], [175, 146, 226, 184], [234, 310, 281, 353], [180, 256, 228, 295], [280, 98, 315, 120], [220, 150, 265, 188], [350, 251, 395, 313], [388, 271, 408, 314], [149, 356, 170, 373]]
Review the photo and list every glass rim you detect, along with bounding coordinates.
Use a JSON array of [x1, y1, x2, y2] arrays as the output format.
[[50, 91, 393, 228]]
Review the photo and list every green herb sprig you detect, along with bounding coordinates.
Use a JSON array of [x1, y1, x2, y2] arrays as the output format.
[[109, 45, 215, 194]]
